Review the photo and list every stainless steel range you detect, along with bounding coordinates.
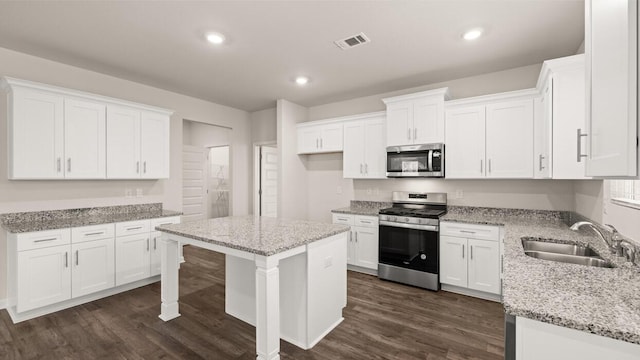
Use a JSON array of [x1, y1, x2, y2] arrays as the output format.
[[378, 192, 447, 290]]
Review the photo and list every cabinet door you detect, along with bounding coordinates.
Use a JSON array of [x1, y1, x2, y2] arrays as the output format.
[[9, 88, 64, 179], [71, 238, 115, 298], [586, 0, 637, 177], [485, 99, 534, 178], [444, 106, 486, 178], [363, 116, 387, 178], [150, 231, 162, 277], [115, 233, 151, 286], [297, 126, 322, 154], [413, 97, 444, 144], [320, 123, 344, 152], [140, 111, 170, 179], [353, 226, 378, 270], [552, 60, 589, 179], [533, 83, 552, 179], [386, 101, 413, 146], [347, 230, 356, 266], [343, 121, 365, 178], [64, 98, 106, 179], [439, 235, 467, 287], [106, 105, 141, 179], [17, 245, 71, 312], [467, 239, 500, 295]]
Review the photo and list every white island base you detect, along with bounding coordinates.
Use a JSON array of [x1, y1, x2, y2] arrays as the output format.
[[158, 230, 348, 360]]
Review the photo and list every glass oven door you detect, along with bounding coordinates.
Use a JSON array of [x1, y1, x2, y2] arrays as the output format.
[[378, 224, 439, 274]]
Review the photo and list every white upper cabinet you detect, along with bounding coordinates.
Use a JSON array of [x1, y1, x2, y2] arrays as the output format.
[[1, 77, 172, 180], [485, 99, 534, 178], [297, 122, 343, 154], [342, 112, 386, 179], [445, 90, 536, 179], [7, 87, 64, 179], [585, 0, 638, 177], [383, 88, 449, 146], [533, 84, 552, 179], [64, 98, 106, 179]]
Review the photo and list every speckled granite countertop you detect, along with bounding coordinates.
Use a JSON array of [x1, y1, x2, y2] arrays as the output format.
[[157, 216, 350, 256], [331, 200, 391, 217], [442, 207, 640, 345], [1, 203, 182, 233]]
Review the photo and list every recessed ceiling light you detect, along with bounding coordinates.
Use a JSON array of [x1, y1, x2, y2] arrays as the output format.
[[206, 32, 226, 45], [462, 28, 483, 41], [295, 76, 309, 86]]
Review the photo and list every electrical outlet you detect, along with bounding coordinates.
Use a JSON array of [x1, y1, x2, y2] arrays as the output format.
[[455, 189, 464, 199]]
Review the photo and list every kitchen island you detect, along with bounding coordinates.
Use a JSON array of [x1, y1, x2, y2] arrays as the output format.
[[155, 216, 350, 360]]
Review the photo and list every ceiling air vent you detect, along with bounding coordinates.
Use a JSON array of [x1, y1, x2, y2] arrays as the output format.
[[334, 32, 371, 50]]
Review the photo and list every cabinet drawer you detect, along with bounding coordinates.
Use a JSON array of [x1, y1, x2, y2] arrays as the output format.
[[355, 215, 378, 228], [440, 222, 500, 241], [71, 223, 115, 243], [150, 216, 181, 229], [13, 228, 71, 252], [115, 220, 150, 236], [332, 213, 354, 226]]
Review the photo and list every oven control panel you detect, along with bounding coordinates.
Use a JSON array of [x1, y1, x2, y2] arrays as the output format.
[[378, 214, 439, 227]]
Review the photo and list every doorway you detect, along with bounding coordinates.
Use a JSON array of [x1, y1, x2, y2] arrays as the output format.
[[253, 143, 278, 217], [182, 120, 232, 220]]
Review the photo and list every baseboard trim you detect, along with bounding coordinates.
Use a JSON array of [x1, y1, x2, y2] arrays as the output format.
[[307, 317, 344, 349], [441, 284, 502, 302], [6, 276, 160, 323], [347, 265, 377, 276], [0, 298, 7, 310]]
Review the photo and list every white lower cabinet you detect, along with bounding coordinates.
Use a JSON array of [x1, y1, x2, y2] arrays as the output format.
[[7, 216, 180, 322], [439, 222, 502, 299], [332, 213, 379, 273]]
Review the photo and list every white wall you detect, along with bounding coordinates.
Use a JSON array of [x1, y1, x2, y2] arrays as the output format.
[[251, 107, 277, 144], [0, 46, 252, 300], [574, 180, 603, 223], [277, 99, 308, 219], [183, 120, 231, 148]]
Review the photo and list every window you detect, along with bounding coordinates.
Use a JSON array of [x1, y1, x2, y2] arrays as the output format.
[[609, 179, 640, 209]]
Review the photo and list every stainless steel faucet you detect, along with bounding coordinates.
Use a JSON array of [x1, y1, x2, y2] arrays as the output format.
[[569, 221, 618, 253]]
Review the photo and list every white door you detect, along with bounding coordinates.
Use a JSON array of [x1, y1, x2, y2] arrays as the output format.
[[10, 88, 64, 179], [354, 226, 378, 270], [106, 105, 141, 179], [363, 117, 387, 178], [445, 106, 486, 178], [150, 231, 162, 276], [467, 239, 501, 294], [485, 99, 534, 178], [342, 121, 365, 178], [182, 145, 207, 222], [17, 245, 71, 312], [386, 101, 413, 146], [413, 97, 444, 144], [297, 126, 322, 154], [71, 238, 115, 298], [260, 146, 278, 218], [115, 234, 151, 286], [439, 236, 467, 288], [586, 0, 637, 177], [64, 98, 106, 179], [140, 111, 170, 179]]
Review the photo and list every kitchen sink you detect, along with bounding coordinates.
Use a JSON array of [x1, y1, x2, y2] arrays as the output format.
[[522, 239, 599, 256], [521, 238, 614, 268]]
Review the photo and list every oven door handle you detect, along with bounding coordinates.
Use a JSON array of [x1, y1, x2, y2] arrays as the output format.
[[379, 221, 438, 232]]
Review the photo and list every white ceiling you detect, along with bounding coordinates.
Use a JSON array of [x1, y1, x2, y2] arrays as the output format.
[[0, 1, 584, 112]]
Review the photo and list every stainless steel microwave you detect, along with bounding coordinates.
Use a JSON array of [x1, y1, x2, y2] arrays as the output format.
[[386, 143, 444, 178]]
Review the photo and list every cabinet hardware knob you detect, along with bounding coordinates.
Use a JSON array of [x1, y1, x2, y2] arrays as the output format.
[[137, 161, 140, 173], [576, 129, 588, 162], [67, 158, 71, 172], [76, 250, 79, 266]]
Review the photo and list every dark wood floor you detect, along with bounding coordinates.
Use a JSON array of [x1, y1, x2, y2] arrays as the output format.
[[0, 246, 504, 359]]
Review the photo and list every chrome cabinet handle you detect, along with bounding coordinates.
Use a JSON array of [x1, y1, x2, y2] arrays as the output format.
[[57, 158, 61, 172], [460, 230, 476, 234], [360, 163, 363, 174], [147, 238, 150, 251], [320, 138, 323, 148], [76, 250, 79, 266], [85, 231, 104, 236], [137, 161, 140, 173], [65, 252, 68, 268], [354, 232, 358, 242], [67, 158, 71, 172], [154, 237, 157, 250], [470, 245, 473, 260], [488, 159, 492, 173], [480, 159, 483, 174], [413, 128, 417, 140], [364, 163, 368, 174], [539, 154, 545, 171], [462, 245, 465, 259], [143, 161, 147, 174], [126, 226, 143, 231], [34, 237, 57, 243], [316, 138, 319, 149], [407, 128, 411, 140], [577, 129, 587, 162]]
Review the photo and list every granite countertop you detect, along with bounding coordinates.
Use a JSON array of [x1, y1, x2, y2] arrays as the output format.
[[1, 204, 182, 233], [156, 215, 350, 256], [331, 200, 391, 217], [442, 210, 640, 345]]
